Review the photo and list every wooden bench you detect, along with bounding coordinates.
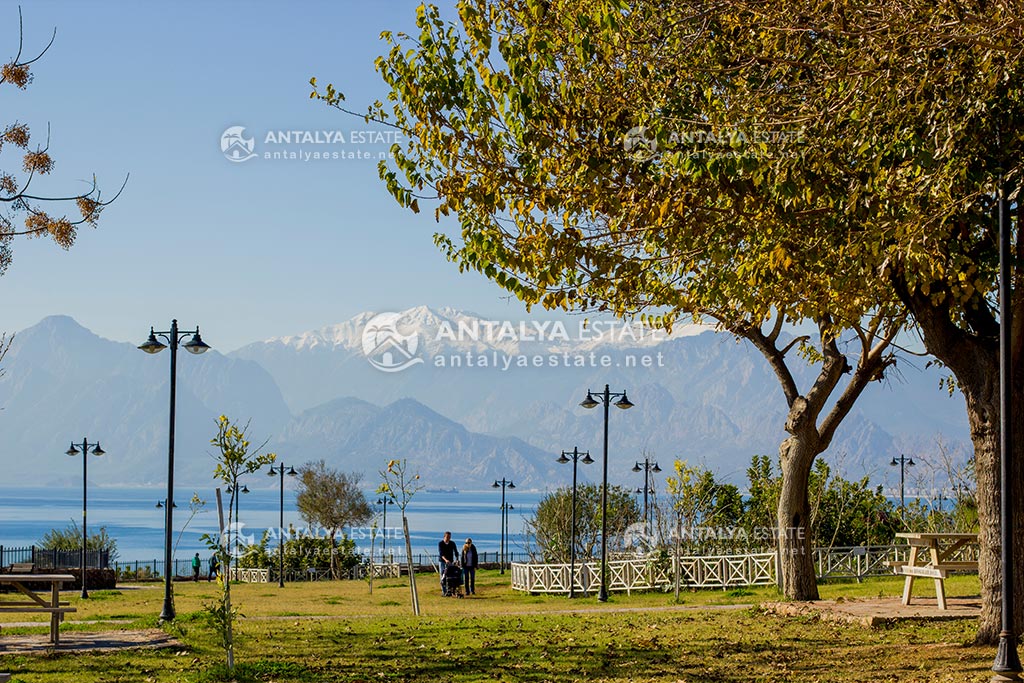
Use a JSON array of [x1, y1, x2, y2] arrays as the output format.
[[10, 562, 34, 573], [893, 533, 978, 610], [0, 574, 76, 645], [0, 673, 11, 682]]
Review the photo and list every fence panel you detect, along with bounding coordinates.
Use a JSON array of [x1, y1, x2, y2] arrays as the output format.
[[510, 545, 938, 594]]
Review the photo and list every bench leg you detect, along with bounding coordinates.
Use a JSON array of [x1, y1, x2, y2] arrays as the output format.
[[901, 546, 919, 605], [902, 575, 915, 605], [935, 578, 947, 610], [929, 544, 947, 610], [50, 581, 60, 645]]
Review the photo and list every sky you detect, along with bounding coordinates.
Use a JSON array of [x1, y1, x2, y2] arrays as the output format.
[[0, 0, 552, 352]]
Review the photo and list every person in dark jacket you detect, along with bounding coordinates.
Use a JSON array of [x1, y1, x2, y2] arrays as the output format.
[[461, 538, 478, 595], [438, 531, 458, 594]]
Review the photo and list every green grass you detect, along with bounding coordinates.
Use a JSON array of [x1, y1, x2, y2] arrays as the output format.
[[0, 571, 995, 682]]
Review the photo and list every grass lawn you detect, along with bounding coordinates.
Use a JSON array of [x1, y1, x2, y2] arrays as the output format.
[[0, 571, 996, 682]]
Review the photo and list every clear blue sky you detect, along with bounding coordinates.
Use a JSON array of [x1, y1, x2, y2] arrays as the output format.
[[0, 0, 545, 351]]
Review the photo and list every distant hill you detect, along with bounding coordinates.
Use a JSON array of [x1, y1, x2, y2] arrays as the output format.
[[233, 306, 969, 485], [0, 310, 970, 493]]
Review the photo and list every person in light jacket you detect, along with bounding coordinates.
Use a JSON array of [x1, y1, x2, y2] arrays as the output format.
[[461, 538, 478, 595]]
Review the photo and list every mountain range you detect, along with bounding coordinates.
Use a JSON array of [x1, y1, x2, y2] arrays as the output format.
[[0, 309, 970, 492]]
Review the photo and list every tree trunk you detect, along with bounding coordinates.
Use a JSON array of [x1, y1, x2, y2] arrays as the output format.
[[954, 359, 1024, 644], [402, 514, 420, 616], [894, 281, 1024, 645], [776, 423, 820, 600]]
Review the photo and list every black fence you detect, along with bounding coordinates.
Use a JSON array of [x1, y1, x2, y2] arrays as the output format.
[[0, 545, 110, 569], [0, 545, 522, 582], [110, 551, 526, 582]]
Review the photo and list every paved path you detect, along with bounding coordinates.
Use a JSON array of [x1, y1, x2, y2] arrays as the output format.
[[763, 596, 981, 627], [0, 629, 179, 655]]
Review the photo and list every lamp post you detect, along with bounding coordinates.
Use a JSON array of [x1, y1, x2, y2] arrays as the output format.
[[492, 478, 515, 574], [557, 447, 593, 598], [376, 496, 394, 561], [993, 178, 1021, 678], [139, 319, 210, 622], [65, 438, 105, 599], [267, 463, 296, 588], [632, 458, 661, 537], [226, 484, 250, 576], [503, 502, 515, 566], [890, 454, 915, 509], [580, 384, 634, 602]]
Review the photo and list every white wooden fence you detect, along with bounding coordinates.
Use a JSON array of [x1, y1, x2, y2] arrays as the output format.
[[510, 544, 962, 594], [511, 553, 776, 594], [228, 567, 270, 583]]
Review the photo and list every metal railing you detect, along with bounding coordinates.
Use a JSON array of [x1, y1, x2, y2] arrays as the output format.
[[0, 545, 110, 569]]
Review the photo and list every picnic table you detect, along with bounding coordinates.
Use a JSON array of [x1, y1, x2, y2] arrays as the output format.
[[0, 573, 76, 645], [892, 532, 978, 610]]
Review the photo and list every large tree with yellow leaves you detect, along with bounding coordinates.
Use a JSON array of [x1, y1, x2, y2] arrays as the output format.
[[315, 0, 1022, 641]]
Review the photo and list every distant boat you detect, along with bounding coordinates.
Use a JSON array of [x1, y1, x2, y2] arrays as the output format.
[[426, 487, 459, 494]]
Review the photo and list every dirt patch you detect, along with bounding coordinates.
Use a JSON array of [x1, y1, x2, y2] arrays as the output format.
[[0, 629, 181, 655], [762, 596, 981, 627]]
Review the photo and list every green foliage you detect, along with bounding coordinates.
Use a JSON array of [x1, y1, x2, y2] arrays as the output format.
[[807, 460, 900, 548], [39, 520, 118, 560], [203, 414, 277, 676], [295, 460, 372, 545], [241, 530, 362, 576], [525, 484, 640, 562], [658, 457, 901, 553]]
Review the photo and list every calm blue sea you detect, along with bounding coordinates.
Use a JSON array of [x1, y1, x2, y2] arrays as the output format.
[[0, 486, 540, 563]]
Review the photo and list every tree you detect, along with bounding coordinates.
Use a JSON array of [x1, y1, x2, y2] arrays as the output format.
[[39, 520, 118, 561], [664, 461, 744, 555], [295, 460, 372, 578], [524, 484, 639, 562], [378, 458, 424, 615], [311, 0, 903, 602], [2, 8, 122, 276], [205, 415, 276, 677]]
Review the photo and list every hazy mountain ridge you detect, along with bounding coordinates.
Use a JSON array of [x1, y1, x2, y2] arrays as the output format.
[[0, 310, 971, 491]]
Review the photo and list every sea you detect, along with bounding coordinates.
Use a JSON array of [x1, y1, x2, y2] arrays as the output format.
[[0, 486, 541, 564]]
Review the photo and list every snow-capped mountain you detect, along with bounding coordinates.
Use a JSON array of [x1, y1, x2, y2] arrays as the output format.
[[0, 310, 971, 491], [231, 306, 970, 485]]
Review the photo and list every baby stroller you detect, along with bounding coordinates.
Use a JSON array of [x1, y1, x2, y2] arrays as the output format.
[[442, 561, 464, 598]]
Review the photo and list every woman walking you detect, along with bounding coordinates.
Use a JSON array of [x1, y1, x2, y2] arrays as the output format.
[[461, 538, 478, 595]]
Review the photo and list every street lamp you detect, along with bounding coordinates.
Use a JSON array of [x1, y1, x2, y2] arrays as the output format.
[[890, 454, 915, 509], [226, 484, 250, 576], [580, 384, 634, 602], [267, 463, 296, 588], [557, 447, 593, 598], [492, 478, 515, 574], [503, 502, 515, 566], [139, 319, 210, 622], [65, 439, 105, 599], [993, 179, 1021, 678], [376, 496, 395, 561], [632, 458, 661, 537]]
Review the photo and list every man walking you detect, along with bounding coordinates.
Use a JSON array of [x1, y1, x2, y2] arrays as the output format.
[[438, 531, 457, 595], [192, 552, 202, 582]]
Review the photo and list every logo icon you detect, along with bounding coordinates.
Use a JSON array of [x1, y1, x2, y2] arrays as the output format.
[[223, 522, 255, 559], [362, 312, 424, 373], [622, 522, 655, 553], [221, 126, 257, 163], [623, 125, 658, 162]]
